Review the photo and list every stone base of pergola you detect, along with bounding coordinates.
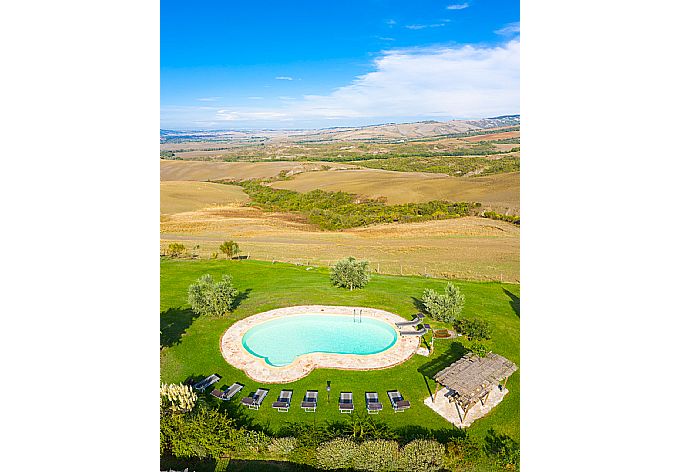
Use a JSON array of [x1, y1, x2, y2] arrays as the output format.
[[424, 385, 509, 428]]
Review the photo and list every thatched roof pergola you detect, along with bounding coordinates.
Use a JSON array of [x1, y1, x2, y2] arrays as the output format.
[[433, 352, 517, 419]]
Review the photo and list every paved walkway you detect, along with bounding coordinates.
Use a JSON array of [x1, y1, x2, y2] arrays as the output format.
[[220, 305, 420, 383], [424, 385, 509, 428]]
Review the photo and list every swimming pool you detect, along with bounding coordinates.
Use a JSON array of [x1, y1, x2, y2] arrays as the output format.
[[241, 314, 398, 366]]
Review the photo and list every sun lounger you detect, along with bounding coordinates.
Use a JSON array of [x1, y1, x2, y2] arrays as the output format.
[[339, 392, 354, 413], [399, 324, 430, 337], [210, 382, 243, 400], [272, 390, 293, 412], [387, 390, 411, 413], [395, 314, 425, 328], [240, 388, 269, 410], [192, 374, 221, 392], [366, 392, 383, 414], [301, 390, 318, 412]]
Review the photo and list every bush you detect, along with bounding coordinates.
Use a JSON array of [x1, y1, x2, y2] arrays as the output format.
[[160, 383, 197, 414], [445, 436, 483, 468], [330, 256, 371, 290], [187, 274, 239, 317], [268, 437, 299, 456], [422, 283, 465, 323], [219, 240, 240, 258], [167, 243, 186, 258], [398, 439, 445, 471], [456, 318, 492, 341], [160, 406, 236, 460], [229, 429, 270, 455], [469, 342, 489, 358], [484, 429, 520, 470], [353, 439, 399, 471], [316, 438, 358, 470]]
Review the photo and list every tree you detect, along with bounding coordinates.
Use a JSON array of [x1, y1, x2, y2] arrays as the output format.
[[167, 243, 186, 258], [219, 240, 240, 259], [330, 256, 371, 290], [187, 274, 239, 317], [421, 282, 465, 323]]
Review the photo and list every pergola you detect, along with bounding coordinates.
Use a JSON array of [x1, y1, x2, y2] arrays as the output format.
[[433, 352, 517, 422]]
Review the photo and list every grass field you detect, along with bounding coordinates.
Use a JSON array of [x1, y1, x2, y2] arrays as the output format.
[[160, 259, 520, 444]]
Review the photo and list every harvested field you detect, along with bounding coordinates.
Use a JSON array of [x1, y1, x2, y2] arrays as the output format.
[[270, 169, 519, 213], [161, 207, 519, 282], [462, 130, 520, 142], [160, 181, 249, 214], [160, 160, 357, 182]]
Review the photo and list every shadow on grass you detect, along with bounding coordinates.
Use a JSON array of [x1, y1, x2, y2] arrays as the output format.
[[230, 288, 253, 312], [161, 457, 319, 472], [411, 296, 426, 314], [503, 288, 520, 318], [160, 307, 199, 348], [417, 341, 469, 379]]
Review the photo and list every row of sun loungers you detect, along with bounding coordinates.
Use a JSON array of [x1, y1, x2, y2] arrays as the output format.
[[395, 314, 431, 337], [190, 375, 411, 413]]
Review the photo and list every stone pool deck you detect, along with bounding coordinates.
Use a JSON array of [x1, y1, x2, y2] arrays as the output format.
[[220, 305, 421, 383]]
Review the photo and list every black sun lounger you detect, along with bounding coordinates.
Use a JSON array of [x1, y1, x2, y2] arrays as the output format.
[[387, 390, 411, 412], [365, 392, 383, 414], [241, 388, 269, 410], [399, 324, 430, 337], [395, 313, 425, 328], [192, 374, 221, 392], [210, 382, 243, 401], [301, 390, 318, 412], [272, 390, 293, 412], [339, 392, 354, 413]]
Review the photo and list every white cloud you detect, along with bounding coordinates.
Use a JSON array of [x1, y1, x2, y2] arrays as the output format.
[[197, 97, 221, 102], [377, 36, 395, 41], [247, 96, 264, 100], [385, 19, 396, 26], [447, 3, 469, 10], [274, 76, 293, 80], [495, 22, 520, 36], [405, 23, 447, 30], [212, 40, 519, 124]]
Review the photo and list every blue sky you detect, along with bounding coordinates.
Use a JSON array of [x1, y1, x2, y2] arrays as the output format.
[[161, 0, 519, 129]]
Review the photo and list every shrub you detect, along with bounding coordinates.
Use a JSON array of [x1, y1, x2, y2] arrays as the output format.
[[160, 406, 236, 459], [422, 282, 465, 323], [456, 318, 492, 341], [353, 439, 399, 471], [330, 256, 371, 290], [268, 437, 299, 456], [469, 342, 489, 358], [219, 240, 240, 258], [167, 243, 186, 258], [484, 429, 520, 470], [229, 429, 270, 454], [445, 436, 483, 468], [316, 438, 358, 470], [160, 383, 197, 414], [187, 274, 239, 317], [398, 439, 445, 471]]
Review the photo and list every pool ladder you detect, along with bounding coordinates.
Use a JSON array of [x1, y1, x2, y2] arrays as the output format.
[[353, 309, 362, 323]]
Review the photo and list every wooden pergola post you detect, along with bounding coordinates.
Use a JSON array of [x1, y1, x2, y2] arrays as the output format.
[[433, 380, 440, 402]]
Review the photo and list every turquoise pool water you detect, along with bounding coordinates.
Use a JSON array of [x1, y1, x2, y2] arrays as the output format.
[[241, 314, 398, 367]]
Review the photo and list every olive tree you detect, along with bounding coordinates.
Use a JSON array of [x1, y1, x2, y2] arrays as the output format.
[[167, 243, 186, 258], [330, 256, 371, 290], [219, 240, 240, 259], [187, 274, 239, 317], [421, 282, 465, 323]]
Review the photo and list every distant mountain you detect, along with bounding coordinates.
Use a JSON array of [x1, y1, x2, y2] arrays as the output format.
[[160, 116, 519, 144]]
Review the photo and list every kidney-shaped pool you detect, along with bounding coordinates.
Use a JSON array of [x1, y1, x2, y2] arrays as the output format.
[[241, 314, 398, 366]]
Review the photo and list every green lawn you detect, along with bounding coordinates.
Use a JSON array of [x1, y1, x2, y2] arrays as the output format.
[[160, 259, 520, 442]]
